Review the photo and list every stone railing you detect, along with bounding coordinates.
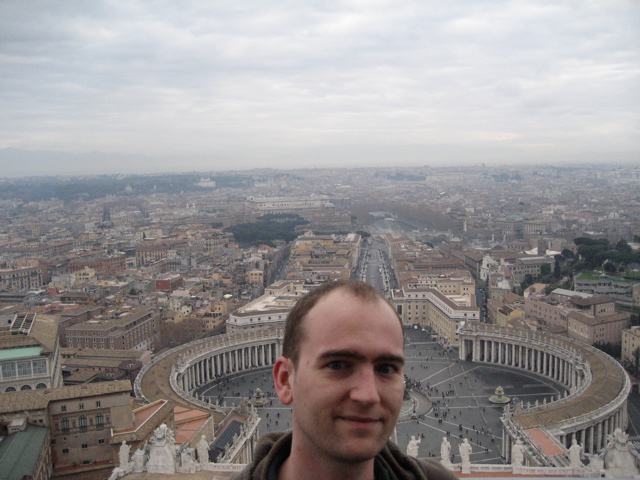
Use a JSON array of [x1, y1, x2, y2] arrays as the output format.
[[216, 406, 261, 464]]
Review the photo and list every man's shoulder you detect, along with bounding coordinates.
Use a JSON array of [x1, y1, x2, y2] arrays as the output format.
[[379, 441, 458, 480], [229, 431, 292, 480]]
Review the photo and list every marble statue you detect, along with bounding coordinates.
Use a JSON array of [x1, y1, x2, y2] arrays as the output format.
[[197, 435, 209, 464], [603, 427, 639, 478], [406, 435, 421, 458], [147, 424, 177, 474], [459, 438, 472, 473], [511, 439, 524, 468], [118, 441, 131, 467], [440, 437, 451, 465], [180, 449, 196, 472], [569, 438, 582, 469], [133, 448, 146, 473]]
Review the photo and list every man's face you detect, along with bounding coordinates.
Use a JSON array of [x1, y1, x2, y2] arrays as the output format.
[[274, 288, 405, 464]]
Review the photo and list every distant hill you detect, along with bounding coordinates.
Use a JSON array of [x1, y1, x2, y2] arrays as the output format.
[[0, 148, 161, 177]]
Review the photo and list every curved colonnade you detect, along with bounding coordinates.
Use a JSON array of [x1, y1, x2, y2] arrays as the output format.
[[459, 323, 630, 463], [135, 328, 283, 411], [174, 328, 283, 400], [134, 328, 283, 465], [136, 323, 629, 467]]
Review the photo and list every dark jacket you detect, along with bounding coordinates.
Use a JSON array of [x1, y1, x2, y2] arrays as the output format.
[[230, 431, 458, 480]]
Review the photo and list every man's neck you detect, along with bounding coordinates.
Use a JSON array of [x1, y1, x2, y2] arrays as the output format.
[[278, 451, 376, 480]]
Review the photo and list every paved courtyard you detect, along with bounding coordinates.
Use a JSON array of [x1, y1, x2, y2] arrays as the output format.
[[198, 327, 565, 464]]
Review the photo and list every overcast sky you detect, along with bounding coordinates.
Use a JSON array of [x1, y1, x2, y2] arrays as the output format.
[[1, 1, 639, 175]]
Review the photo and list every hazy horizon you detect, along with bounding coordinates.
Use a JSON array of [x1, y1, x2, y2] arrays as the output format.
[[2, 1, 639, 177]]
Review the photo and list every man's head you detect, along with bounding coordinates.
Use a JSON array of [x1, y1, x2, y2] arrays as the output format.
[[272, 280, 405, 469], [282, 279, 402, 366]]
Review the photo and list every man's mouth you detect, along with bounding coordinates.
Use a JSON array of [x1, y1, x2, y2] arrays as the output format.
[[340, 415, 380, 426]]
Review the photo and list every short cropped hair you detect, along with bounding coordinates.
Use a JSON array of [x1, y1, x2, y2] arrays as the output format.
[[282, 279, 402, 366]]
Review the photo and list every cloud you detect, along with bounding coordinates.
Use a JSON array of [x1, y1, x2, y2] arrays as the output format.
[[0, 0, 638, 175]]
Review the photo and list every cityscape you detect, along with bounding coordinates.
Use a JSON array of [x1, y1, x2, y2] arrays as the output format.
[[2, 0, 639, 478], [0, 163, 639, 479]]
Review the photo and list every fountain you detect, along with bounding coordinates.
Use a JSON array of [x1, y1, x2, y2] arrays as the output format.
[[488, 386, 510, 404]]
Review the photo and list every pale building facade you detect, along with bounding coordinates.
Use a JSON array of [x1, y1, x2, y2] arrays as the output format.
[[0, 313, 63, 393], [621, 326, 640, 366]]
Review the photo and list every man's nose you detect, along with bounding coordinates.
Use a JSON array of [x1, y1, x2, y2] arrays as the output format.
[[350, 367, 380, 404]]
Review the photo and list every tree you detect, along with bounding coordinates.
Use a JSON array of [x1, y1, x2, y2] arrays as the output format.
[[553, 256, 561, 278], [540, 263, 551, 277], [615, 239, 633, 254], [561, 248, 575, 259], [520, 274, 534, 292], [593, 341, 621, 359], [634, 347, 640, 376]]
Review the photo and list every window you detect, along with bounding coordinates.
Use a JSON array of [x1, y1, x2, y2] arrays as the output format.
[[62, 448, 69, 454], [96, 413, 104, 426], [96, 401, 101, 408], [98, 439, 105, 445], [61, 418, 69, 432], [2, 363, 16, 379], [82, 443, 88, 449], [61, 405, 66, 412], [79, 415, 87, 430], [79, 403, 84, 410], [32, 359, 47, 375]]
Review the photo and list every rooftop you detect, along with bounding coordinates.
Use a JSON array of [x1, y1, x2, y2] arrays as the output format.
[[0, 425, 49, 480], [0, 380, 132, 414]]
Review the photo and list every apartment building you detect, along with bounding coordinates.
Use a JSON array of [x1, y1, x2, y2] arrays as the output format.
[[487, 292, 526, 326], [391, 283, 480, 346], [226, 280, 309, 333], [135, 244, 168, 267], [525, 290, 630, 345], [68, 255, 126, 275], [622, 326, 640, 367], [574, 272, 640, 307], [0, 313, 63, 393], [64, 307, 160, 351], [60, 347, 152, 383], [0, 265, 45, 290], [245, 196, 329, 215], [57, 305, 106, 347], [155, 273, 184, 292], [0, 380, 134, 480]]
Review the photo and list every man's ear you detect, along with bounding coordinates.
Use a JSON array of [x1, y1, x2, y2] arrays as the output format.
[[273, 356, 294, 406]]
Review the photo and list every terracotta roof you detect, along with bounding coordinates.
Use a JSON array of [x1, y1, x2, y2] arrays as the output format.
[[0, 314, 60, 353], [60, 347, 149, 359], [111, 399, 175, 444], [525, 428, 564, 456], [0, 380, 132, 414], [571, 295, 614, 306], [62, 358, 125, 368], [568, 311, 629, 326]]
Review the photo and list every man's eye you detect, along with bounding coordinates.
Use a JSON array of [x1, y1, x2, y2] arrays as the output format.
[[377, 364, 399, 375], [327, 361, 347, 371]]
